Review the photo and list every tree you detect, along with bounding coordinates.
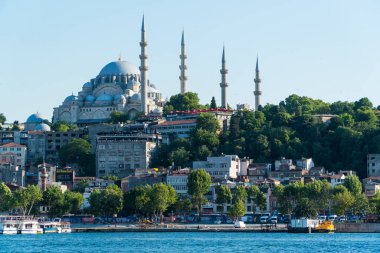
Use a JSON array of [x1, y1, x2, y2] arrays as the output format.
[[163, 92, 206, 114], [215, 185, 232, 213], [14, 185, 43, 217], [210, 96, 217, 109], [175, 198, 193, 214], [187, 169, 212, 221], [0, 113, 6, 124], [89, 185, 123, 217], [64, 191, 84, 214], [42, 186, 65, 217], [0, 183, 13, 212], [168, 147, 191, 167], [333, 190, 355, 216], [229, 199, 245, 220], [149, 183, 177, 222], [247, 185, 266, 211], [233, 186, 248, 204], [110, 111, 129, 123], [51, 122, 78, 132], [58, 138, 95, 176], [370, 191, 380, 215], [195, 113, 221, 133], [88, 189, 102, 216], [343, 176, 362, 196]]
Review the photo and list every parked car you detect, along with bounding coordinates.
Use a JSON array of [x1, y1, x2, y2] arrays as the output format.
[[338, 216, 347, 223], [269, 216, 278, 224], [260, 215, 269, 223], [327, 215, 337, 221], [318, 215, 327, 222]]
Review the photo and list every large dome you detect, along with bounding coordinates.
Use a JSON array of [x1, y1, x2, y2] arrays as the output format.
[[99, 60, 140, 76], [26, 113, 48, 124]]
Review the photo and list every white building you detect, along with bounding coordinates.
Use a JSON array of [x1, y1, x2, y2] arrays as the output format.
[[295, 158, 314, 170], [166, 168, 189, 197], [193, 155, 240, 179], [0, 142, 27, 167], [367, 154, 380, 177]]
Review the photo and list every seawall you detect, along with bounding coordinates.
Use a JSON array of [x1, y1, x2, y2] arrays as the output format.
[[336, 223, 380, 233]]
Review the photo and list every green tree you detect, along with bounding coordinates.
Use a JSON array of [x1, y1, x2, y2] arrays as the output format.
[[229, 199, 245, 220], [175, 197, 193, 214], [187, 169, 212, 221], [195, 113, 221, 133], [0, 183, 13, 212], [14, 185, 43, 217], [58, 138, 95, 176], [215, 185, 232, 213], [110, 111, 129, 123], [210, 96, 217, 109], [42, 186, 65, 217], [149, 183, 177, 222], [0, 113, 6, 124], [102, 185, 123, 217], [233, 186, 248, 204], [51, 122, 78, 132], [247, 185, 266, 210], [88, 189, 102, 216], [64, 191, 84, 214], [370, 191, 380, 215], [343, 176, 362, 196], [163, 92, 206, 114], [333, 190, 355, 216], [168, 147, 191, 167]]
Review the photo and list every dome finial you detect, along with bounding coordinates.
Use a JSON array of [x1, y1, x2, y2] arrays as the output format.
[[118, 52, 122, 61]]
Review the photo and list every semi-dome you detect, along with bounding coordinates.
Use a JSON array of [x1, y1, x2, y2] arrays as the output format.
[[35, 123, 51, 132], [99, 60, 140, 76], [85, 95, 96, 102], [64, 95, 78, 104], [96, 93, 113, 101], [131, 93, 141, 101], [82, 82, 93, 89], [26, 113, 48, 124]]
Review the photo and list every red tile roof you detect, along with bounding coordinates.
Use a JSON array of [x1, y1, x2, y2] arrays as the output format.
[[0, 142, 26, 148], [156, 119, 197, 127]]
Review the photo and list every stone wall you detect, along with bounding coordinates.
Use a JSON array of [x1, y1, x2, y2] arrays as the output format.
[[336, 223, 380, 233]]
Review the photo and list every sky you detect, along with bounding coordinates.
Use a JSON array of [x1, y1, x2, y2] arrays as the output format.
[[1, 0, 380, 122]]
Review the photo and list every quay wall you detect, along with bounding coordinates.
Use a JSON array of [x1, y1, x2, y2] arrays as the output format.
[[336, 223, 380, 233]]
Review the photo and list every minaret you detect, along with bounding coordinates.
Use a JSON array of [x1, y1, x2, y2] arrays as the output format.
[[179, 30, 188, 94], [40, 163, 48, 192], [220, 46, 228, 108], [139, 15, 148, 114], [254, 56, 262, 110]]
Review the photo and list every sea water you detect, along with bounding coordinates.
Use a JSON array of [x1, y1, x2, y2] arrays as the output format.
[[0, 232, 379, 253]]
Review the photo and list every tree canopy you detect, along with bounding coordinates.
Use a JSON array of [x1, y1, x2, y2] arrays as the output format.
[[163, 92, 207, 114]]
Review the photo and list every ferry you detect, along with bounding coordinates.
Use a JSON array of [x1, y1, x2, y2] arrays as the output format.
[[39, 221, 62, 234], [288, 218, 335, 233], [0, 220, 19, 234], [19, 220, 43, 234], [59, 221, 72, 233]]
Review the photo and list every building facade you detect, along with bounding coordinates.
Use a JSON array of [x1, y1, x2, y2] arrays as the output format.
[[367, 154, 380, 177], [96, 132, 161, 178], [193, 155, 240, 179]]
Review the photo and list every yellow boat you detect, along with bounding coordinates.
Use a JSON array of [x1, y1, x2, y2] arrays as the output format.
[[313, 220, 335, 233]]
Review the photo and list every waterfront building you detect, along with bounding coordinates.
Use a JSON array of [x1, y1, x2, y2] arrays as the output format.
[[166, 168, 189, 197], [295, 158, 314, 171], [247, 163, 272, 183], [121, 169, 166, 192], [367, 154, 380, 177], [193, 155, 241, 179], [363, 177, 380, 198], [96, 132, 161, 178], [53, 17, 164, 125]]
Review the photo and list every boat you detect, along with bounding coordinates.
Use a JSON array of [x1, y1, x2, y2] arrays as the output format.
[[313, 220, 335, 233], [19, 220, 42, 234], [59, 222, 72, 233], [39, 221, 62, 234], [288, 218, 319, 233], [0, 220, 19, 234]]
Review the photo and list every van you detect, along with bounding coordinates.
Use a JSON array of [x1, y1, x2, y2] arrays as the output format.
[[328, 215, 337, 221], [269, 216, 278, 224]]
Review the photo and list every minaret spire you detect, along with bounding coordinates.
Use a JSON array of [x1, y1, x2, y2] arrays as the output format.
[[139, 15, 148, 114], [179, 30, 188, 94], [220, 46, 228, 109], [254, 55, 262, 111]]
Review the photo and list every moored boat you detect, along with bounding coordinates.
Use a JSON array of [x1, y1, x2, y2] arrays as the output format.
[[313, 220, 335, 233], [0, 220, 19, 234], [19, 220, 42, 234], [39, 221, 62, 234]]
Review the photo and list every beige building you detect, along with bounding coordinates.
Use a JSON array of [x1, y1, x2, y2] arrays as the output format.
[[96, 132, 161, 178]]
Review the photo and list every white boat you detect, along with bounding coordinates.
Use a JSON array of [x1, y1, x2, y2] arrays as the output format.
[[19, 220, 42, 234], [0, 220, 19, 234], [59, 222, 72, 233], [39, 221, 62, 234]]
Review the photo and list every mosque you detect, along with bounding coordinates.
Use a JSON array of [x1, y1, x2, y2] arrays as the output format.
[[53, 17, 165, 125], [52, 16, 263, 125]]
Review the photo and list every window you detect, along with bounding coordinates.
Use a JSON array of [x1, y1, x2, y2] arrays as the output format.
[[134, 164, 140, 168]]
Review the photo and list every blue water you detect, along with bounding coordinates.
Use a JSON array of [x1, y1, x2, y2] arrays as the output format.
[[0, 232, 379, 253]]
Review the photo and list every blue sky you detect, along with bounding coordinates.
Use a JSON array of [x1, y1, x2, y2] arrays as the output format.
[[1, 0, 380, 122]]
